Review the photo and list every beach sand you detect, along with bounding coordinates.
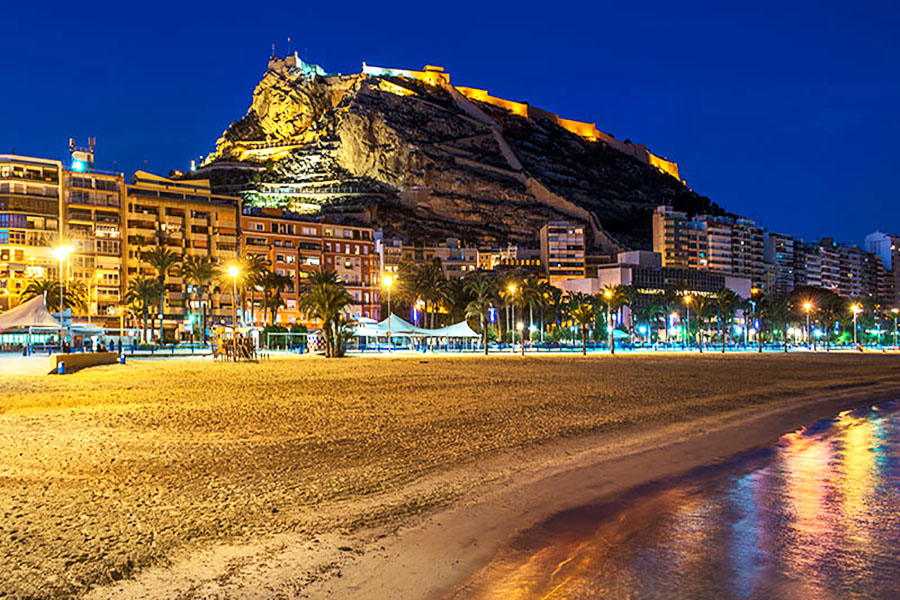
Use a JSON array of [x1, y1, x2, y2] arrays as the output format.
[[0, 353, 898, 598]]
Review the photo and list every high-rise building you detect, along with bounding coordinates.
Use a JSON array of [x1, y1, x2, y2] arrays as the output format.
[[321, 222, 379, 321], [0, 155, 63, 311], [652, 206, 765, 288], [865, 231, 900, 305], [540, 221, 585, 283], [62, 140, 125, 319], [124, 171, 240, 339], [763, 232, 795, 294], [652, 206, 707, 270]]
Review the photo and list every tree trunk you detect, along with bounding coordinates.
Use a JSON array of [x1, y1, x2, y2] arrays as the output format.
[[698, 319, 704, 353], [159, 288, 165, 343], [582, 327, 587, 356]]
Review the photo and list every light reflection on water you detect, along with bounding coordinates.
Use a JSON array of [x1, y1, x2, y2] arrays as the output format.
[[453, 401, 900, 599]]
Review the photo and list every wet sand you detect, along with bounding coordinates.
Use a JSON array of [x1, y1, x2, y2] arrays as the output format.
[[0, 353, 898, 598]]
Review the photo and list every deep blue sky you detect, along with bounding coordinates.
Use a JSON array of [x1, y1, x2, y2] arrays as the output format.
[[2, 0, 898, 244]]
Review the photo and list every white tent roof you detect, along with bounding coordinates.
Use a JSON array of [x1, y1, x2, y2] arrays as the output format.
[[354, 314, 480, 338], [0, 295, 61, 331]]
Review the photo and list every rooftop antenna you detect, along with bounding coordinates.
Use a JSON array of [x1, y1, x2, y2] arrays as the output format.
[[271, 42, 275, 58]]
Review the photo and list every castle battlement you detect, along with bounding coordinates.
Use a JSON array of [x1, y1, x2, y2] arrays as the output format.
[[360, 62, 680, 181]]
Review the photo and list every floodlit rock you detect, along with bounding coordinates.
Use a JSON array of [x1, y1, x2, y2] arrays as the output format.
[[200, 59, 724, 250]]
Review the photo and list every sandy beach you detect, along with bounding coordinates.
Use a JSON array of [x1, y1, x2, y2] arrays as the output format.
[[1, 353, 898, 599]]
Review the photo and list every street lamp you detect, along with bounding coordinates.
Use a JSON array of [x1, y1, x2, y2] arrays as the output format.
[[53, 245, 74, 350], [803, 301, 813, 350], [887, 307, 900, 349], [383, 274, 393, 349], [851, 303, 862, 347], [683, 295, 693, 350], [517, 321, 525, 356], [507, 283, 517, 350], [603, 289, 614, 354], [87, 271, 103, 325], [228, 265, 239, 360]]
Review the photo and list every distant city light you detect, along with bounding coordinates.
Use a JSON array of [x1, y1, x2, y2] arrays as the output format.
[[71, 159, 86, 172]]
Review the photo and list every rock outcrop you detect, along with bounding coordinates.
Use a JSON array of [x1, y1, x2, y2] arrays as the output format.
[[199, 58, 723, 250]]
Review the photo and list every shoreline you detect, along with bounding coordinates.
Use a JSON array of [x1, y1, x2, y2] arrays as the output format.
[[87, 378, 900, 599]]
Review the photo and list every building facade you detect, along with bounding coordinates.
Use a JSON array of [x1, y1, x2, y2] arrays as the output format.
[[124, 171, 240, 339], [0, 155, 63, 311], [321, 222, 380, 321], [62, 142, 125, 318], [540, 221, 586, 283]]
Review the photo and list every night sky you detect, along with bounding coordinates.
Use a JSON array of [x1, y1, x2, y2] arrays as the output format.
[[3, 0, 898, 245]]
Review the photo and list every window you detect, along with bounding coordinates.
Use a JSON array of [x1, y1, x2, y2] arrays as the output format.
[[253, 222, 264, 231]]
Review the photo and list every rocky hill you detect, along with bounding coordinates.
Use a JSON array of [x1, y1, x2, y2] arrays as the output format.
[[198, 56, 722, 251]]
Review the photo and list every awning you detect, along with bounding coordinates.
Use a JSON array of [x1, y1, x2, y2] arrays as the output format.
[[0, 295, 61, 331]]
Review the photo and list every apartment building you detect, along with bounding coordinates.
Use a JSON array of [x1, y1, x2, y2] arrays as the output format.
[[241, 207, 325, 325], [0, 155, 63, 311], [321, 222, 380, 320], [652, 206, 708, 270], [124, 171, 239, 339], [763, 232, 796, 294], [866, 231, 900, 305], [539, 221, 586, 283], [476, 245, 542, 272], [653, 206, 766, 288], [62, 140, 125, 318], [377, 236, 478, 279]]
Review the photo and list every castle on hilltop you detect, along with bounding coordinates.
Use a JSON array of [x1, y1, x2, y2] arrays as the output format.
[[360, 63, 681, 182], [255, 55, 681, 182]]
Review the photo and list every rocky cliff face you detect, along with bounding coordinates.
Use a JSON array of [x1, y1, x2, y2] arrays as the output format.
[[202, 60, 721, 250]]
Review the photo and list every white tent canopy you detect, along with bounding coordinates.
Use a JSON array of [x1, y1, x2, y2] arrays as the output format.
[[354, 314, 479, 338], [0, 295, 61, 331]]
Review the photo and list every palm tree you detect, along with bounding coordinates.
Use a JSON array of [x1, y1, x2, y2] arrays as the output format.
[[181, 255, 215, 343], [441, 277, 471, 324], [464, 272, 496, 355], [300, 269, 352, 357], [759, 293, 792, 353], [142, 246, 182, 342], [599, 284, 629, 354], [570, 300, 597, 356], [692, 295, 716, 353], [817, 291, 844, 352], [544, 285, 567, 340], [520, 275, 546, 344], [259, 269, 294, 325], [19, 278, 87, 313], [125, 276, 161, 343], [414, 259, 446, 328], [714, 288, 741, 353], [241, 254, 270, 326]]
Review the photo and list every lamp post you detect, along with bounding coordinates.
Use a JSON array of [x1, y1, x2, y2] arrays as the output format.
[[87, 271, 103, 325], [890, 307, 899, 350], [228, 265, 239, 360], [603, 289, 614, 354], [517, 321, 525, 356], [54, 245, 74, 350], [384, 274, 393, 349], [851, 303, 862, 347], [684, 295, 693, 351], [507, 283, 516, 351], [803, 301, 813, 350]]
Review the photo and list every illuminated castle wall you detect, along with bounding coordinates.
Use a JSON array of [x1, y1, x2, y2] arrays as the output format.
[[361, 63, 681, 181]]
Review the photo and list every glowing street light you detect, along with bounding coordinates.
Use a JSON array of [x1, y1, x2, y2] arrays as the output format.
[[383, 274, 394, 349], [228, 265, 240, 360], [507, 283, 517, 350], [892, 308, 898, 350], [516, 321, 525, 356], [850, 303, 863, 347], [683, 295, 693, 350], [54, 245, 74, 349], [803, 300, 814, 350]]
